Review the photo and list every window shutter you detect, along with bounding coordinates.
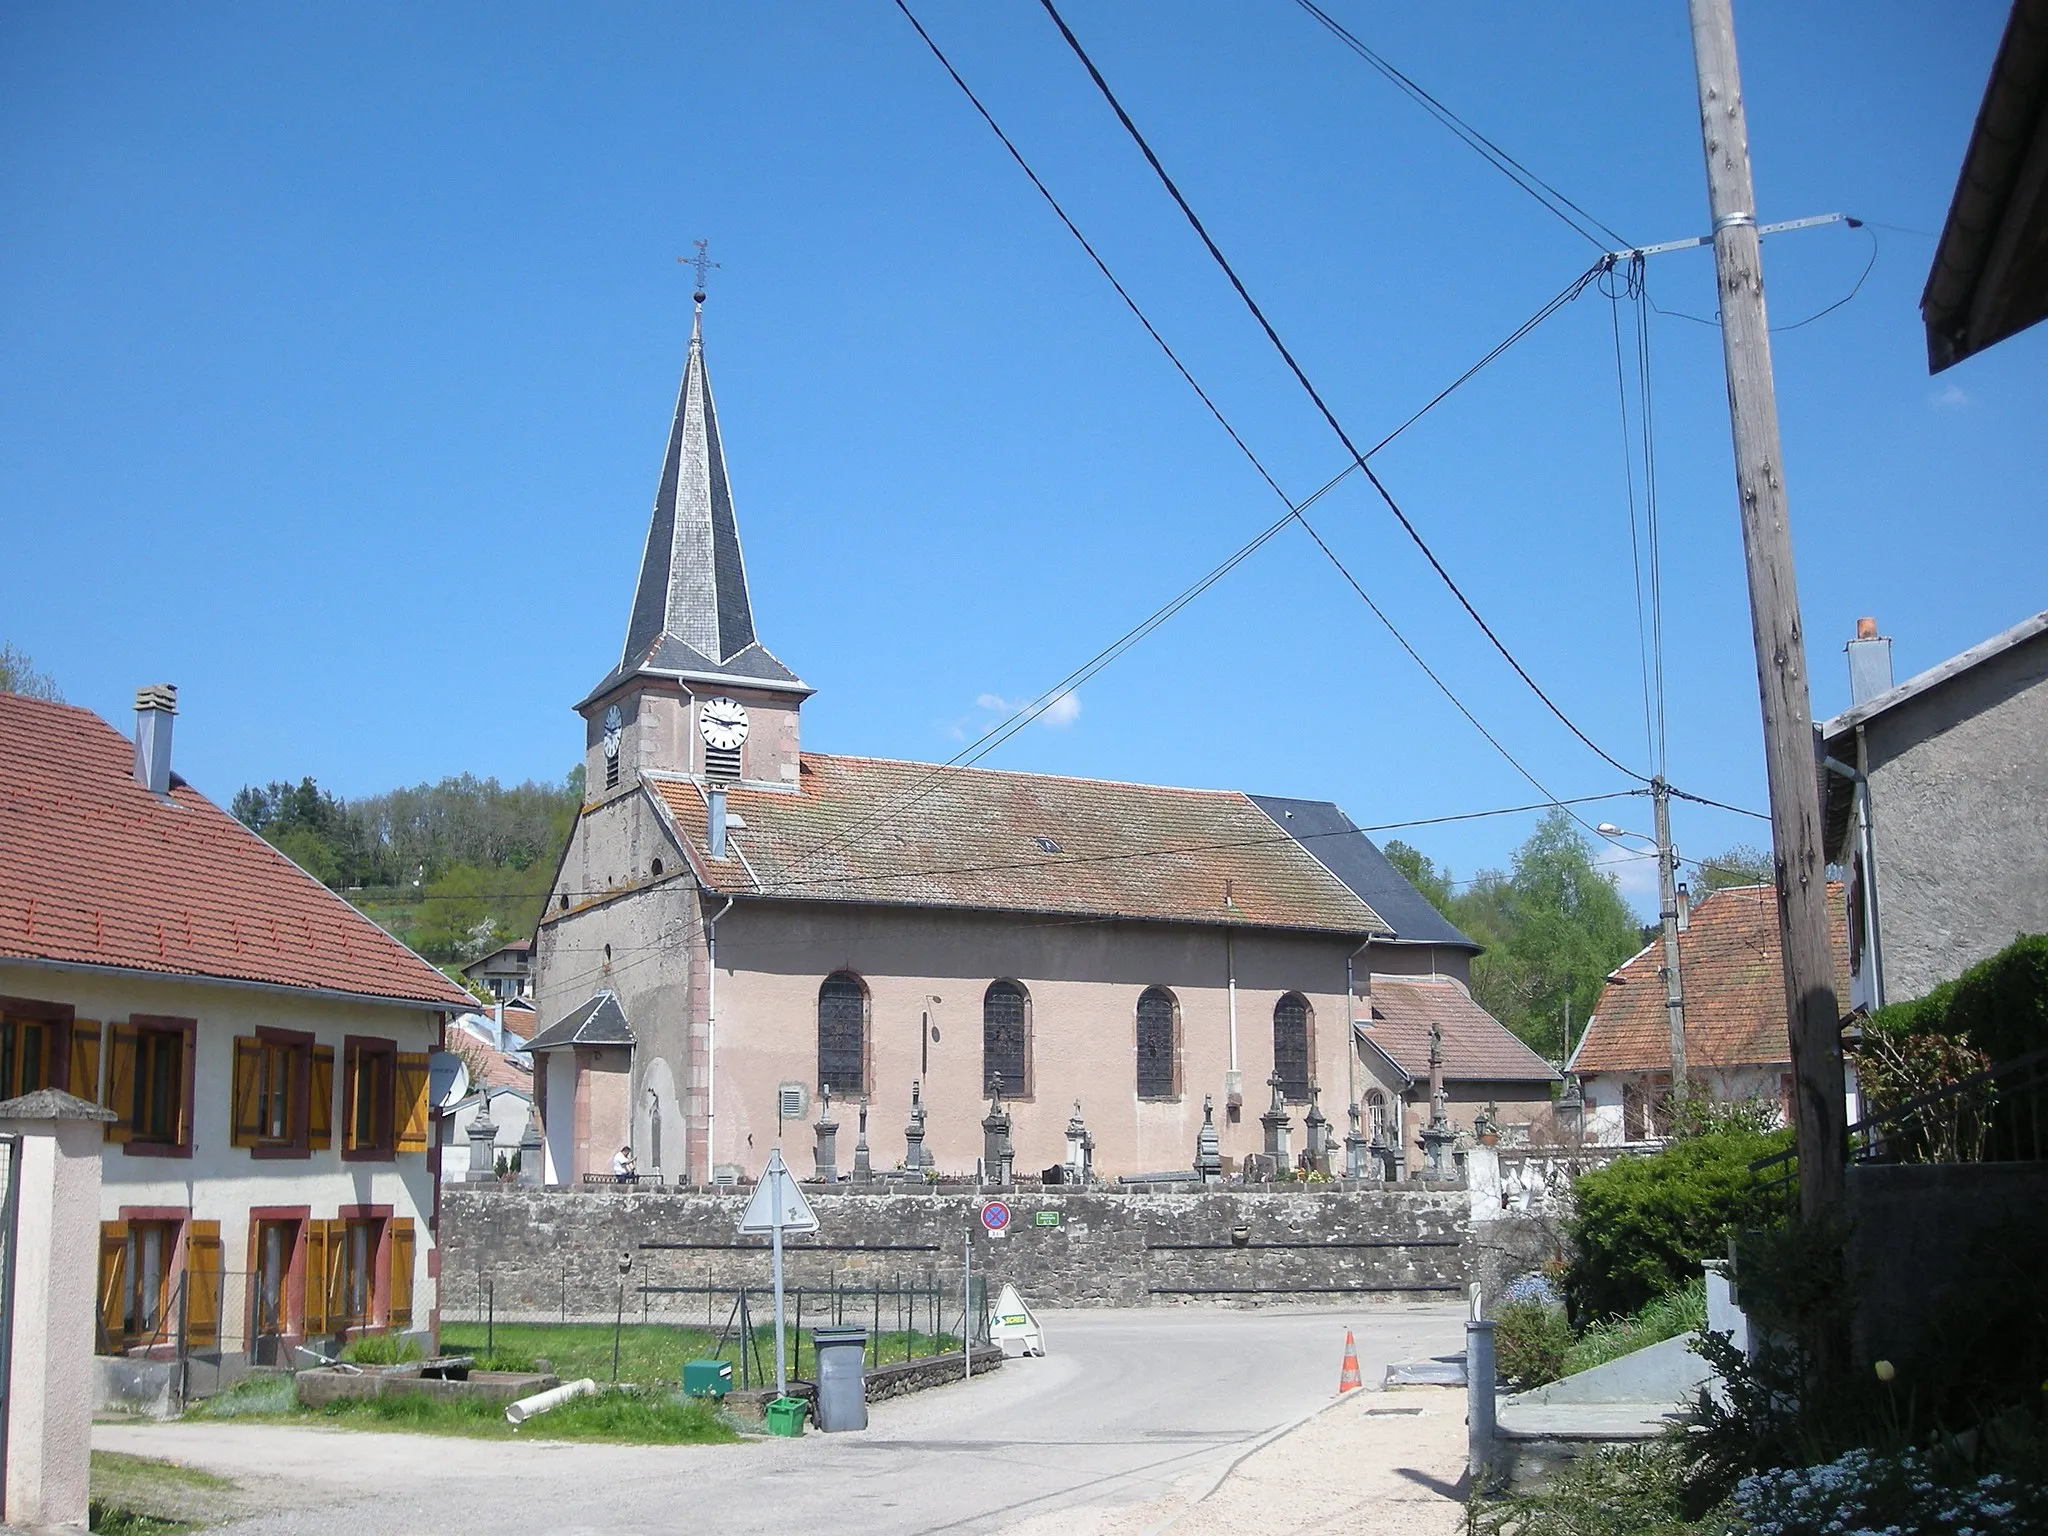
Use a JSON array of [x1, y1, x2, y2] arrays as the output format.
[[184, 1220, 223, 1349], [341, 1042, 360, 1152], [98, 1221, 129, 1352], [395, 1053, 431, 1154], [309, 1046, 335, 1151], [103, 1026, 137, 1144], [230, 1038, 263, 1148], [69, 1022, 102, 1104], [387, 1218, 416, 1331], [303, 1221, 331, 1336], [325, 1220, 349, 1330]]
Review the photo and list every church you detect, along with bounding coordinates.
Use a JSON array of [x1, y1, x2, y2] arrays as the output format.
[[525, 297, 1555, 1186]]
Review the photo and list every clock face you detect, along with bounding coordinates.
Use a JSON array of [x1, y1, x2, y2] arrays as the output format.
[[699, 696, 750, 751], [601, 704, 622, 759]]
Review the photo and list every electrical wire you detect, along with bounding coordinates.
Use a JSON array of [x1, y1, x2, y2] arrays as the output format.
[[1649, 221, 1879, 334], [1292, 0, 1631, 253], [1036, 0, 1651, 787]]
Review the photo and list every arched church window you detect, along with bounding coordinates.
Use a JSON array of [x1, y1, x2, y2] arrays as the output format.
[[1365, 1087, 1389, 1140], [817, 973, 868, 1098], [1135, 986, 1179, 1100], [1273, 993, 1313, 1102], [983, 981, 1031, 1098]]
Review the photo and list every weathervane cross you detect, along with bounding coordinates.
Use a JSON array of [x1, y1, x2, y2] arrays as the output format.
[[679, 238, 720, 304]]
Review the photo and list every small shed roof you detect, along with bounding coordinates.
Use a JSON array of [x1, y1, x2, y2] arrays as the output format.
[[526, 992, 634, 1052]]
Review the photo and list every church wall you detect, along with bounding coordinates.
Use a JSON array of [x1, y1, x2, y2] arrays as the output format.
[[706, 900, 1374, 1181]]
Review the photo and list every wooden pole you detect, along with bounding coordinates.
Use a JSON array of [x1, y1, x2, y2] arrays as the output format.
[[1653, 779, 1688, 1094], [1686, 0, 1845, 1218]]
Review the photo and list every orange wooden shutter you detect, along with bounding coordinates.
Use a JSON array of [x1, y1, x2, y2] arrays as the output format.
[[69, 1022, 102, 1104], [341, 1042, 360, 1151], [98, 1222, 129, 1351], [387, 1218, 416, 1330], [309, 1046, 335, 1150], [302, 1220, 330, 1335], [395, 1053, 431, 1154], [326, 1221, 349, 1330], [184, 1220, 222, 1348], [103, 1026, 137, 1144], [230, 1038, 263, 1148]]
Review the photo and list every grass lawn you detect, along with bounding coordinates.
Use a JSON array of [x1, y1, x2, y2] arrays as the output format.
[[185, 1371, 737, 1445], [90, 1450, 239, 1534], [1562, 1278, 1707, 1378], [438, 1320, 959, 1390]]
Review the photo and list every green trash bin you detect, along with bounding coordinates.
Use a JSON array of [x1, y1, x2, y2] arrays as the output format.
[[764, 1396, 808, 1437], [682, 1360, 733, 1399]]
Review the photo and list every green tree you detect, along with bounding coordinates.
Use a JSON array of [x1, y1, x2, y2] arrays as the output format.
[[406, 861, 554, 963], [1382, 839, 1455, 915], [1688, 843, 1775, 896], [1454, 811, 1643, 1059], [0, 642, 62, 702]]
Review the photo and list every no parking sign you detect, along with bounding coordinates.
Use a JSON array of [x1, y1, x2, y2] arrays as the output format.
[[980, 1200, 1011, 1239]]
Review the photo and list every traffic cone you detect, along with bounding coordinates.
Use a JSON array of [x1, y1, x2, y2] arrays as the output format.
[[1338, 1330, 1362, 1393]]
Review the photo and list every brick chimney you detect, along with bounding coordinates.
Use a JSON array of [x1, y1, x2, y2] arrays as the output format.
[[1847, 617, 1893, 707], [133, 685, 178, 797]]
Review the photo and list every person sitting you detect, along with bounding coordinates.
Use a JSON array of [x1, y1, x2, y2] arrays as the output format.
[[613, 1145, 638, 1183]]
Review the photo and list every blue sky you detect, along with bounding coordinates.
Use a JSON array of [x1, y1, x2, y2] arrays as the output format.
[[4, 2, 2041, 915]]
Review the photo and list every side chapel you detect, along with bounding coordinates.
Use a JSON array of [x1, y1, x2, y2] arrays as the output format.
[[527, 294, 1554, 1184]]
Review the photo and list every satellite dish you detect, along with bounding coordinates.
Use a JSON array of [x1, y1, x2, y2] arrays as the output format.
[[429, 1052, 471, 1111]]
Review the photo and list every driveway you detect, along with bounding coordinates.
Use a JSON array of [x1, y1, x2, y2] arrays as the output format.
[[95, 1302, 1467, 1536]]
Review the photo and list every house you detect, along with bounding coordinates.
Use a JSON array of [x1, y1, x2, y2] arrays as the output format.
[[460, 940, 532, 1003], [442, 1006, 535, 1175], [528, 299, 1546, 1184], [0, 687, 473, 1380], [1354, 978, 1562, 1168], [1569, 884, 1851, 1143], [1818, 611, 2048, 1013]]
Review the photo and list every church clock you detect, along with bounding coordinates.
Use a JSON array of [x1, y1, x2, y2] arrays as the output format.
[[699, 697, 750, 751], [601, 704, 623, 759]]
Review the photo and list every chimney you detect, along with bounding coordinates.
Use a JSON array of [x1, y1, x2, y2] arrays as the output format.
[[1847, 616, 1893, 706], [707, 787, 728, 861], [133, 685, 178, 797], [1676, 881, 1690, 932]]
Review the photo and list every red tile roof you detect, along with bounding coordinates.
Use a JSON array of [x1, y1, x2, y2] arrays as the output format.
[[1570, 884, 1851, 1075], [0, 694, 473, 1010], [643, 755, 1387, 933], [1362, 978, 1561, 1084]]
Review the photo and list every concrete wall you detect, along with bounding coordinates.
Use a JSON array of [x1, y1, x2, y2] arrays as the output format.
[[1861, 628, 2048, 1003], [0, 962, 441, 1354], [1845, 1159, 2048, 1371], [441, 1184, 1478, 1313], [580, 679, 804, 797]]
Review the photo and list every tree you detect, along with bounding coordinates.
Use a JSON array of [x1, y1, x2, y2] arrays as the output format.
[[1382, 839, 1455, 915], [0, 643, 62, 702], [1689, 842, 1775, 896]]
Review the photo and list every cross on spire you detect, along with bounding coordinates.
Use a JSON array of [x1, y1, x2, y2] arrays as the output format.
[[679, 238, 720, 305]]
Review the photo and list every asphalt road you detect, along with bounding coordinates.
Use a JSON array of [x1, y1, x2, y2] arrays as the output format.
[[95, 1302, 1468, 1536]]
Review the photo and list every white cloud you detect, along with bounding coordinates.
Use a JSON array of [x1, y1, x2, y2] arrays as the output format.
[[966, 690, 1082, 730], [1592, 844, 1661, 916], [1931, 383, 1969, 412]]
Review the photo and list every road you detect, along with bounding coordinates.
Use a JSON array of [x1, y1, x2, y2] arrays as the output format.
[[95, 1302, 1468, 1536]]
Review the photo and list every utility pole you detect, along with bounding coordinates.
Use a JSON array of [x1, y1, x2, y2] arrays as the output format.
[[1686, 0, 1845, 1218], [1652, 778, 1688, 1094]]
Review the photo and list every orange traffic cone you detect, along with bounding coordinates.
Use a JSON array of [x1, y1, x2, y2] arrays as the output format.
[[1338, 1329, 1362, 1393]]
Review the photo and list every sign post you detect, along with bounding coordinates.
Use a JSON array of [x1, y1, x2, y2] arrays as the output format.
[[737, 1148, 818, 1402]]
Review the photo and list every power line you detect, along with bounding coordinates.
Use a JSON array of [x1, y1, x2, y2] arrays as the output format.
[[1036, 0, 1651, 786], [1292, 0, 1631, 252]]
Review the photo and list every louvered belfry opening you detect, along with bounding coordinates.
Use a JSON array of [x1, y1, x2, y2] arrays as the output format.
[[817, 972, 867, 1097], [1136, 986, 1178, 1099], [982, 980, 1029, 1097], [1273, 993, 1312, 1102], [704, 743, 740, 783]]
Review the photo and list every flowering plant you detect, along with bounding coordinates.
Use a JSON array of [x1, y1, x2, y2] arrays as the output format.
[[1733, 1448, 2047, 1536]]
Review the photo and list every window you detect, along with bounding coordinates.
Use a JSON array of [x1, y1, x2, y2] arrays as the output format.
[[982, 981, 1030, 1098], [232, 1030, 317, 1156], [605, 755, 619, 790], [251, 1218, 299, 1347], [343, 1038, 396, 1159], [1135, 986, 1179, 1100], [0, 1018, 51, 1098], [1364, 1087, 1389, 1141], [817, 973, 868, 1098], [96, 1216, 208, 1352], [340, 1218, 382, 1330], [1273, 994, 1313, 1102], [0, 996, 78, 1099], [105, 1017, 195, 1155]]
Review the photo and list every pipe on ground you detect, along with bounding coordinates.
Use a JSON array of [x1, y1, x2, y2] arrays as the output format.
[[506, 1376, 598, 1425]]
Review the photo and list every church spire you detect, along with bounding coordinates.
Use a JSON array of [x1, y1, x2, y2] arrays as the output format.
[[620, 298, 759, 671]]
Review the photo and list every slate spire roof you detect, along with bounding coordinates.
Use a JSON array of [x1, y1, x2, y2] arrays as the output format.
[[583, 305, 807, 706]]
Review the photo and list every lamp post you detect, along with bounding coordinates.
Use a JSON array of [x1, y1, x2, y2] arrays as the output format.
[[1598, 788, 1688, 1095]]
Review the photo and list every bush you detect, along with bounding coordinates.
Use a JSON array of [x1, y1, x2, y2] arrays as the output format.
[[340, 1333, 422, 1366], [1566, 1127, 1789, 1323], [1867, 933, 2048, 1067], [1734, 1448, 2048, 1535], [1471, 1440, 1723, 1536], [1494, 1300, 1573, 1391]]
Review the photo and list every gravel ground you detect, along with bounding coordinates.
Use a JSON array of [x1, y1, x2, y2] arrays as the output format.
[[92, 1302, 1468, 1536]]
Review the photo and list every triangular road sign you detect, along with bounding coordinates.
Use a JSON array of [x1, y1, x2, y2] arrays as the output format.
[[737, 1148, 819, 1235]]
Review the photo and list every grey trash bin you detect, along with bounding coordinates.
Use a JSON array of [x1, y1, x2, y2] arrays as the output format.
[[812, 1326, 869, 1432]]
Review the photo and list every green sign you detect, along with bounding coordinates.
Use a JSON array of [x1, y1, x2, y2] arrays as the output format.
[[1033, 1209, 1060, 1227]]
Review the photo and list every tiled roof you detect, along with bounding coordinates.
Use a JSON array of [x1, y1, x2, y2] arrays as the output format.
[[451, 1034, 532, 1094], [0, 694, 472, 1010], [646, 756, 1388, 934], [1570, 884, 1851, 1075], [1360, 978, 1561, 1084]]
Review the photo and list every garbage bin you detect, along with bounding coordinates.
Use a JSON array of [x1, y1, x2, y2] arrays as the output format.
[[811, 1325, 869, 1432], [764, 1396, 808, 1437]]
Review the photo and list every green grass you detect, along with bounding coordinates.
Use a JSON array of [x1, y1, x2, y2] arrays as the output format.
[[1564, 1278, 1708, 1377], [438, 1320, 959, 1389], [184, 1373, 296, 1420], [339, 1333, 423, 1366], [90, 1451, 237, 1534]]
